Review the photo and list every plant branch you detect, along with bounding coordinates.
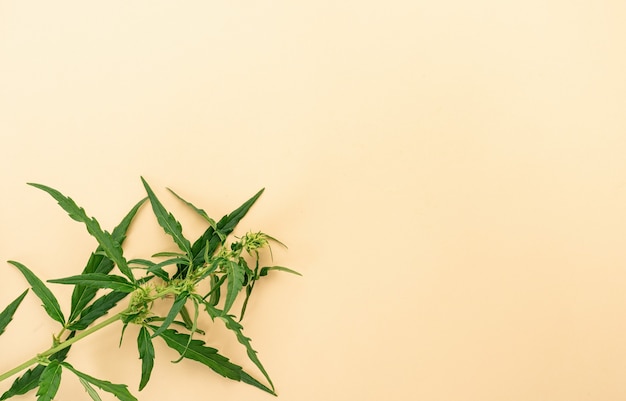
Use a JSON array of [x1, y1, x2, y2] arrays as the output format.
[[0, 310, 126, 383]]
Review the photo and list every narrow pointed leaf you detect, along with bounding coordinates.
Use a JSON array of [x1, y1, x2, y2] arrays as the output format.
[[149, 257, 191, 271], [68, 290, 128, 331], [110, 198, 147, 242], [144, 317, 204, 335], [241, 371, 277, 396], [137, 326, 154, 390], [188, 188, 265, 271], [179, 305, 194, 331], [78, 377, 103, 401], [127, 259, 153, 267], [49, 273, 136, 293], [141, 178, 191, 256], [171, 297, 200, 363], [259, 266, 302, 277], [151, 327, 242, 380], [220, 313, 274, 391], [223, 261, 244, 315], [70, 198, 145, 322], [218, 188, 265, 234], [117, 323, 130, 348], [151, 292, 189, 338], [239, 283, 254, 322], [200, 298, 274, 391], [8, 261, 65, 325], [0, 365, 45, 401], [205, 274, 225, 305], [264, 233, 288, 249], [61, 362, 137, 401], [151, 252, 187, 258], [68, 254, 114, 323], [167, 188, 220, 236], [146, 257, 188, 281], [0, 290, 28, 336], [36, 361, 62, 401], [28, 183, 134, 282]]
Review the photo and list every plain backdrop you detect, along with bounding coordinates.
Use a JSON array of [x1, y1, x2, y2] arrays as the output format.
[[2, 1, 626, 400]]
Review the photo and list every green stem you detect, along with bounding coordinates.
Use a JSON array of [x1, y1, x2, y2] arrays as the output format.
[[0, 310, 126, 382]]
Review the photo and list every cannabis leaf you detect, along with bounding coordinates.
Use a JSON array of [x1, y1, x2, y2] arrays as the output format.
[[223, 261, 245, 315], [187, 188, 265, 273], [69, 197, 145, 323], [151, 327, 242, 381], [259, 266, 302, 277], [62, 362, 137, 401], [67, 290, 128, 331], [198, 298, 274, 392], [0, 290, 28, 336], [49, 273, 136, 293], [28, 183, 134, 282], [79, 377, 103, 401], [150, 292, 189, 338], [141, 177, 192, 256], [36, 361, 62, 401], [8, 261, 65, 325], [137, 327, 154, 391], [167, 188, 221, 237], [0, 364, 44, 401]]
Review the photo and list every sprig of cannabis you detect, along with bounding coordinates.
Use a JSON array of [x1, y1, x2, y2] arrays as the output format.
[[0, 178, 300, 401]]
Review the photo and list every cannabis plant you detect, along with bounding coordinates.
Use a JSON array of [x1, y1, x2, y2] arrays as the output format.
[[0, 178, 299, 400]]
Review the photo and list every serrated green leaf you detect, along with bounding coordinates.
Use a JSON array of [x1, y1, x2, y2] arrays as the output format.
[[240, 371, 277, 396], [127, 258, 153, 267], [67, 291, 128, 331], [148, 258, 191, 270], [36, 361, 62, 401], [28, 183, 134, 282], [187, 188, 265, 275], [8, 261, 65, 325], [171, 297, 201, 364], [0, 337, 73, 400], [144, 317, 205, 335], [129, 258, 171, 280], [78, 377, 103, 401], [205, 274, 225, 306], [199, 298, 274, 391], [239, 283, 254, 322], [179, 304, 194, 329], [137, 326, 154, 391], [141, 178, 192, 256], [69, 198, 145, 323], [110, 198, 147, 243], [220, 313, 274, 391], [0, 364, 45, 400], [0, 290, 28, 336], [223, 261, 245, 315], [61, 362, 137, 401], [151, 251, 188, 258], [68, 254, 114, 323], [151, 292, 189, 338], [219, 188, 265, 235], [167, 188, 221, 237], [48, 273, 136, 293], [145, 257, 187, 281], [259, 266, 302, 277], [151, 327, 242, 380]]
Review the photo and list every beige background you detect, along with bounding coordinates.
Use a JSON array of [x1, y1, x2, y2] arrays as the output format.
[[2, 1, 626, 400]]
